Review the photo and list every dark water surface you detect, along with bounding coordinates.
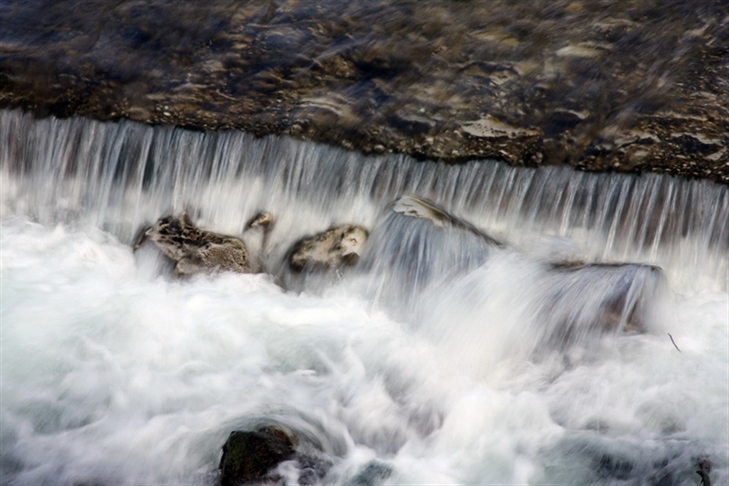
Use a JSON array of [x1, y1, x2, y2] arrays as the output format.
[[1, 0, 727, 180]]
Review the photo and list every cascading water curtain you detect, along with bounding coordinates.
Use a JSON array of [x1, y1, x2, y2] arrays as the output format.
[[1, 108, 727, 485], [1, 109, 726, 285]]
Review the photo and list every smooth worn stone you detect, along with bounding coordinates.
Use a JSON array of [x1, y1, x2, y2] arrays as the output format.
[[288, 224, 369, 272], [135, 211, 252, 276]]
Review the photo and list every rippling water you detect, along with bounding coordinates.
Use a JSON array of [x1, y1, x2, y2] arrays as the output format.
[[1, 110, 727, 485]]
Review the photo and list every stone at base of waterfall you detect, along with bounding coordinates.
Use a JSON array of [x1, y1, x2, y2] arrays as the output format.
[[134, 212, 252, 276], [288, 225, 368, 272], [219, 427, 330, 486], [542, 262, 665, 345], [219, 427, 295, 486], [359, 195, 503, 293], [392, 195, 503, 247]]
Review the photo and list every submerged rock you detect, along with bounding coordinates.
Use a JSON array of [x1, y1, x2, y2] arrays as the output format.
[[219, 427, 295, 486], [535, 261, 666, 349], [344, 461, 393, 486], [360, 195, 503, 289], [288, 224, 368, 272], [697, 458, 712, 486], [358, 195, 503, 318], [1, 0, 727, 182], [392, 195, 502, 247], [134, 212, 253, 276]]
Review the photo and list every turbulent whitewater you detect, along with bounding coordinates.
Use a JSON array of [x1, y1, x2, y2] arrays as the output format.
[[1, 109, 727, 485]]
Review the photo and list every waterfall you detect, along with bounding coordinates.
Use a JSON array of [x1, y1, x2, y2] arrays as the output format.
[[1, 109, 727, 485], [2, 109, 726, 285]]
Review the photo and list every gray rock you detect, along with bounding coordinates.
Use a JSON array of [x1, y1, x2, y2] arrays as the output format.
[[288, 225, 369, 272], [135, 212, 252, 276], [344, 461, 393, 486], [536, 262, 666, 348]]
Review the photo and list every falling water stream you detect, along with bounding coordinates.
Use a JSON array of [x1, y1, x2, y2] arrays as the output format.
[[1, 109, 727, 485]]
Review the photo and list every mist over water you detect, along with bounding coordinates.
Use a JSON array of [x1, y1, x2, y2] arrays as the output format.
[[1, 109, 727, 485]]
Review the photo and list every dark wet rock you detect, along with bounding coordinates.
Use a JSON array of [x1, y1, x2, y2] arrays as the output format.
[[219, 427, 296, 486], [135, 211, 253, 276], [218, 426, 333, 486], [288, 224, 368, 272], [547, 436, 711, 485], [0, 0, 727, 183]]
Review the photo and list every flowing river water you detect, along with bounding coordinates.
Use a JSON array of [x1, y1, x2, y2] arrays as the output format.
[[1, 109, 727, 485]]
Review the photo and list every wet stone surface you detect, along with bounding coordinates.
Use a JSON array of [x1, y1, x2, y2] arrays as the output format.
[[219, 427, 295, 486], [0, 0, 727, 182]]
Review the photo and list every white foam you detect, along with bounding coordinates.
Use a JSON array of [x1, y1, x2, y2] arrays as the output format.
[[2, 218, 726, 485], [1, 109, 727, 485]]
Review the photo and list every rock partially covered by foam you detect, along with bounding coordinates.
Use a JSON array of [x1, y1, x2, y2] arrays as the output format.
[[361, 195, 502, 289], [534, 261, 666, 349], [219, 427, 295, 486], [392, 195, 502, 247], [356, 195, 503, 319], [134, 212, 253, 276], [288, 224, 368, 272], [218, 426, 332, 486], [344, 461, 393, 486]]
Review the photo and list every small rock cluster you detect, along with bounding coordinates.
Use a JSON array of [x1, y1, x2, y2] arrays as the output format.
[[135, 211, 368, 277]]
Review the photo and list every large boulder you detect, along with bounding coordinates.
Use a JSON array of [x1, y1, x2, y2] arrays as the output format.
[[359, 195, 666, 347]]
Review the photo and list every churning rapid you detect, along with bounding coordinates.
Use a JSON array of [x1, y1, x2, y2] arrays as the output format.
[[1, 109, 727, 485]]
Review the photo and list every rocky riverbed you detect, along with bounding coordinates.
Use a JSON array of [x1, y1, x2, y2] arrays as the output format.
[[1, 0, 727, 182]]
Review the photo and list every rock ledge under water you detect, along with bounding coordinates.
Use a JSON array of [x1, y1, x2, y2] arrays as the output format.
[[1, 0, 727, 183]]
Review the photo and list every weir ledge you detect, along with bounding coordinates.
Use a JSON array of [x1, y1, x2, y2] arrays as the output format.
[[0, 0, 727, 183]]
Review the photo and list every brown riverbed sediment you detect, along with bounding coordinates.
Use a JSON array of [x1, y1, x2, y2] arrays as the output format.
[[1, 0, 727, 182]]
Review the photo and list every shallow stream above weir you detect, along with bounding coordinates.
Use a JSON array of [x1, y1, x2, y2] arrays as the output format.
[[1, 109, 727, 485]]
